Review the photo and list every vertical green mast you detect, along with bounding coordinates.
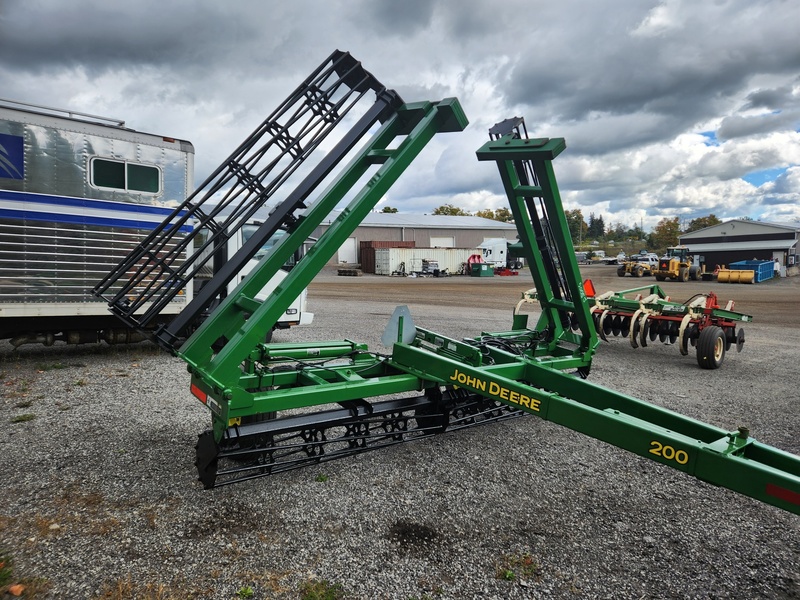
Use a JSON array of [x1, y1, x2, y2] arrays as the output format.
[[476, 119, 598, 369]]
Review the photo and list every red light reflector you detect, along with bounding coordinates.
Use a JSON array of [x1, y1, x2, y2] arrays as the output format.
[[190, 383, 208, 404], [766, 483, 800, 505], [583, 278, 596, 298]]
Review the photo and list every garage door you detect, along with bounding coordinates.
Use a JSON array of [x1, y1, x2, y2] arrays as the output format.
[[338, 237, 357, 264], [430, 236, 455, 248]]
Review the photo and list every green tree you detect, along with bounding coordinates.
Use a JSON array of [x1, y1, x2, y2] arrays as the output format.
[[650, 217, 681, 251], [606, 222, 627, 242], [587, 213, 605, 240], [475, 209, 496, 220], [685, 214, 721, 233], [564, 209, 587, 245], [380, 206, 398, 213], [432, 203, 471, 216], [626, 224, 645, 241], [493, 207, 513, 222]]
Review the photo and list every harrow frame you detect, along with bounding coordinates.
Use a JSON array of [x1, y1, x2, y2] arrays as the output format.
[[97, 53, 800, 514]]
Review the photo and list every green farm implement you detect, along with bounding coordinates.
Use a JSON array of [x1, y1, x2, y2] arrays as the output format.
[[95, 51, 799, 515], [516, 284, 751, 369]]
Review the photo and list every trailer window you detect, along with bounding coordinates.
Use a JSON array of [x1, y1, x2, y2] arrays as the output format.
[[91, 158, 160, 193]]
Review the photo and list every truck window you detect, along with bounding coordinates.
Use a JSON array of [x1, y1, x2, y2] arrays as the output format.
[[241, 224, 298, 267], [91, 157, 160, 193]]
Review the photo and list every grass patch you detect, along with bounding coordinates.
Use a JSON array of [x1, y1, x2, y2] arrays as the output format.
[[10, 413, 36, 423], [314, 473, 329, 483], [0, 550, 12, 586], [92, 573, 211, 599], [495, 552, 542, 582], [0, 549, 51, 598], [36, 362, 69, 372], [299, 578, 346, 600]]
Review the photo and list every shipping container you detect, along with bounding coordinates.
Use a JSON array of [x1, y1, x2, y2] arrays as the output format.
[[374, 247, 475, 276], [359, 240, 415, 273]]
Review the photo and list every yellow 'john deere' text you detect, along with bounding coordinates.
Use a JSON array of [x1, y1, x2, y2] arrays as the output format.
[[448, 369, 541, 412]]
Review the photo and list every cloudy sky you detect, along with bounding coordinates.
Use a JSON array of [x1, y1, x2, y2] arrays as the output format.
[[2, 0, 799, 231]]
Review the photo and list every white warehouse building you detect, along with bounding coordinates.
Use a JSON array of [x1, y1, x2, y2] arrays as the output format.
[[311, 212, 519, 266]]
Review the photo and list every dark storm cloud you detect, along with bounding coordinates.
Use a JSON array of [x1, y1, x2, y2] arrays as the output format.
[[349, 0, 435, 36], [1, 0, 798, 223], [501, 0, 800, 154], [743, 83, 798, 110], [0, 1, 263, 75], [718, 110, 800, 140], [718, 79, 800, 140]]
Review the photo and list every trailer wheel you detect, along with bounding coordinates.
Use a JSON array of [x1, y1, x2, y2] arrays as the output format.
[[697, 326, 726, 369]]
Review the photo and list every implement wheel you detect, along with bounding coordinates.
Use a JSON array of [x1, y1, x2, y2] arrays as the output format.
[[736, 328, 746, 352], [697, 326, 726, 369]]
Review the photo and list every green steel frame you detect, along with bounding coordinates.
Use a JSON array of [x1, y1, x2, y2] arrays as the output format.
[[177, 111, 799, 513]]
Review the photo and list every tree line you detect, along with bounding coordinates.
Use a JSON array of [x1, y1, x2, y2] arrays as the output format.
[[399, 204, 722, 252], [566, 211, 722, 251]]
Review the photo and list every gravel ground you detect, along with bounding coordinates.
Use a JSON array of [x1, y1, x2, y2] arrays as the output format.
[[1, 269, 798, 599]]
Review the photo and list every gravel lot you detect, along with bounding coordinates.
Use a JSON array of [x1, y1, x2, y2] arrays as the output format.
[[1, 266, 798, 599]]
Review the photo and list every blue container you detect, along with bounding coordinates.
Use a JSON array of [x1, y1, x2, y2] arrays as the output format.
[[729, 260, 774, 283]]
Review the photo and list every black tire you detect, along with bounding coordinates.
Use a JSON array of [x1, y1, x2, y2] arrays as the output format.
[[655, 274, 666, 282], [617, 267, 626, 277], [679, 267, 689, 282], [697, 326, 726, 369], [635, 266, 644, 277], [689, 266, 699, 281]]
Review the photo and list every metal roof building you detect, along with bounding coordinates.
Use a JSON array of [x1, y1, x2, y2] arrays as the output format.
[[679, 220, 800, 275], [312, 211, 518, 265]]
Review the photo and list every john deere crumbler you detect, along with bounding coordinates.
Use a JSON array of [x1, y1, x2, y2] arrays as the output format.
[[95, 51, 799, 515]]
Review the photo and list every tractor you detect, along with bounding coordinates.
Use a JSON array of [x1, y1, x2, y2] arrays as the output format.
[[653, 245, 699, 282], [617, 254, 658, 278]]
